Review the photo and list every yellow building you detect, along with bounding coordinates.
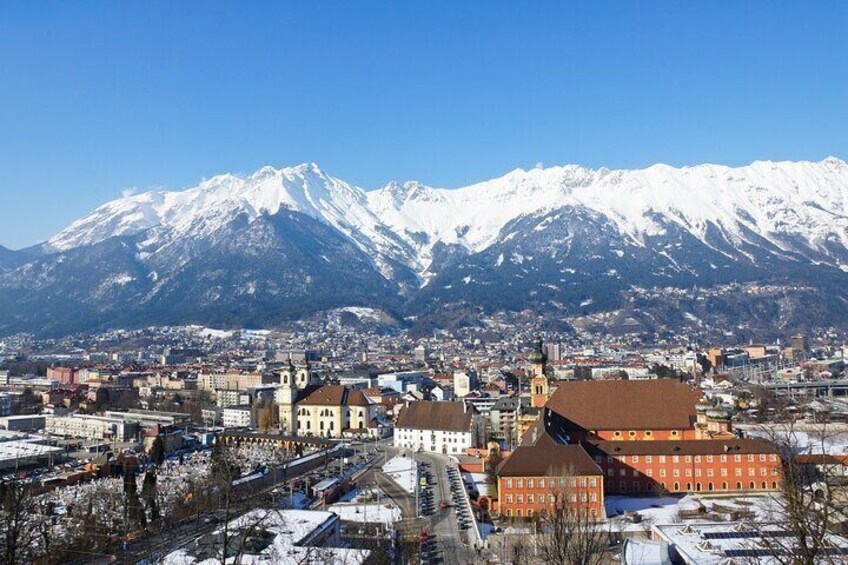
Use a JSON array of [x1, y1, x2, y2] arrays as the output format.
[[277, 360, 375, 438]]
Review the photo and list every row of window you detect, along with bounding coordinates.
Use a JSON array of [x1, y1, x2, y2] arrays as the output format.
[[609, 466, 778, 478], [503, 477, 598, 489], [504, 507, 598, 518], [598, 453, 778, 464], [504, 492, 598, 504], [610, 479, 779, 493]]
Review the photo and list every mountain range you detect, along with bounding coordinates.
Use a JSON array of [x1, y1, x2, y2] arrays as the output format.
[[3, 157, 848, 338]]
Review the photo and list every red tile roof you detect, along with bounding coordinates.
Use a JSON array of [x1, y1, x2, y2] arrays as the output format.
[[545, 379, 699, 431]]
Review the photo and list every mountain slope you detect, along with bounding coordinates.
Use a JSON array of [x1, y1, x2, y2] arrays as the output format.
[[3, 157, 848, 338], [48, 163, 419, 289], [0, 245, 23, 273], [0, 209, 399, 336], [369, 157, 848, 273]]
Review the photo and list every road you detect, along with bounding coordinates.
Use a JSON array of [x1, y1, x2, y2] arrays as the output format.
[[417, 452, 480, 565]]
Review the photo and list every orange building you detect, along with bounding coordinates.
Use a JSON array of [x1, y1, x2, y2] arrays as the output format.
[[497, 379, 781, 518], [497, 436, 605, 519]]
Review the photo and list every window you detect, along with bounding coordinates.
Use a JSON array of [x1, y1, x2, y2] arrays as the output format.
[[632, 455, 639, 463], [685, 456, 692, 463], [735, 454, 742, 462], [528, 479, 534, 489], [720, 455, 727, 463], [672, 455, 680, 463], [589, 478, 597, 487], [645, 430, 653, 438], [506, 479, 513, 488], [517, 479, 524, 488], [516, 494, 523, 503], [659, 455, 666, 463], [528, 494, 534, 503], [694, 455, 701, 463], [760, 454, 766, 462], [673, 482, 680, 491], [670, 430, 679, 437], [722, 482, 728, 490], [645, 455, 653, 463], [628, 430, 637, 438], [613, 431, 622, 438]]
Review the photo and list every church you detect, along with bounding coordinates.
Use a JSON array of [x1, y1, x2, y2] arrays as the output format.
[[277, 360, 377, 438]]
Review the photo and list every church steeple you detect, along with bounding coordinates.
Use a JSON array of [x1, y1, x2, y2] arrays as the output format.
[[529, 334, 547, 376], [529, 335, 550, 408]]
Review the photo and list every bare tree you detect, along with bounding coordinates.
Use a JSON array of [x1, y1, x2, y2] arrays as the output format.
[[743, 421, 847, 565], [0, 479, 38, 564], [535, 471, 608, 565]]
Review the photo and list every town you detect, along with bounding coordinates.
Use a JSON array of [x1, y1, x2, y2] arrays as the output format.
[[2, 322, 848, 564]]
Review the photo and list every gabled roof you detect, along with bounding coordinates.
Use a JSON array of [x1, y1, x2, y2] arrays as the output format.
[[497, 443, 602, 477], [545, 379, 699, 431], [395, 401, 473, 433], [297, 385, 370, 407]]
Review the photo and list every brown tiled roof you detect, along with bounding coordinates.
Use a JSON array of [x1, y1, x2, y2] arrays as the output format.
[[497, 444, 602, 477], [395, 401, 473, 433], [299, 385, 350, 406], [583, 438, 778, 457], [545, 379, 699, 431], [347, 389, 371, 407]]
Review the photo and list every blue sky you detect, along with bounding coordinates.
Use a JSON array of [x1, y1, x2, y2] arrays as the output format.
[[1, 1, 846, 249]]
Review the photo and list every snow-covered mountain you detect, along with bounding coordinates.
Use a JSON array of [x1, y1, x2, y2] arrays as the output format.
[[48, 163, 419, 285], [368, 157, 848, 272], [3, 157, 848, 337]]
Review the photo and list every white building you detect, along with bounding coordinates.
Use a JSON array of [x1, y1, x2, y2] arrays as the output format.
[[453, 370, 478, 398], [394, 401, 477, 455], [46, 414, 137, 441], [223, 405, 255, 429]]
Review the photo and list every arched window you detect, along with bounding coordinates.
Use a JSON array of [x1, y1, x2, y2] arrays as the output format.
[[673, 482, 680, 491], [749, 481, 755, 489], [722, 482, 728, 490], [696, 483, 702, 491], [772, 481, 778, 489], [736, 482, 742, 489], [762, 481, 767, 490], [707, 482, 713, 491]]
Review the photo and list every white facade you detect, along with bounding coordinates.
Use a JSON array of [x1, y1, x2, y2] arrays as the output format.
[[223, 405, 254, 429], [394, 426, 472, 455], [46, 414, 136, 441]]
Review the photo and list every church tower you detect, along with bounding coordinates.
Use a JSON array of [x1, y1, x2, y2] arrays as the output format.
[[278, 359, 298, 435], [529, 335, 550, 408]]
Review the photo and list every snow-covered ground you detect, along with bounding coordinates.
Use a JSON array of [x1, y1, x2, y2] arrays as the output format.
[[605, 494, 782, 532], [741, 425, 848, 455], [329, 502, 402, 525], [463, 471, 492, 497], [381, 456, 417, 494]]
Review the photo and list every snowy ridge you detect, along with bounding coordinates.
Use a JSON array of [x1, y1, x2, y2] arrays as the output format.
[[48, 163, 417, 279], [368, 157, 848, 270], [47, 157, 848, 279]]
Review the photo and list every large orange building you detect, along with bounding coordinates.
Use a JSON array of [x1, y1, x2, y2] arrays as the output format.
[[497, 379, 781, 519]]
